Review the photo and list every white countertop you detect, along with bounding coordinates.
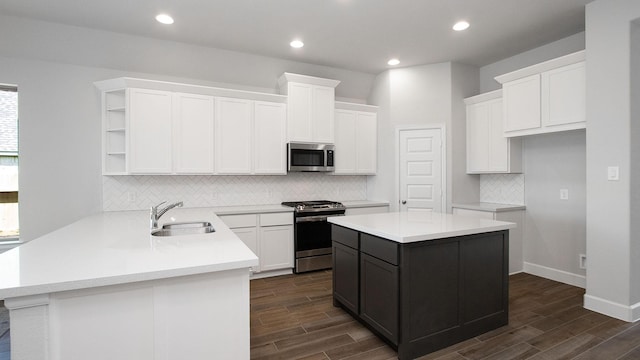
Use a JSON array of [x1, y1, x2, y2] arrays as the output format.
[[0, 208, 258, 299], [328, 211, 516, 243], [452, 202, 526, 212]]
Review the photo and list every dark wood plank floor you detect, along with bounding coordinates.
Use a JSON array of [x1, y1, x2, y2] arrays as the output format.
[[250, 271, 640, 360]]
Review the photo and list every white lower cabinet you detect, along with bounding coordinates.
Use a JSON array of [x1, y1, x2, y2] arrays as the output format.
[[259, 225, 294, 272], [219, 212, 293, 276], [231, 227, 259, 272], [452, 206, 524, 274]]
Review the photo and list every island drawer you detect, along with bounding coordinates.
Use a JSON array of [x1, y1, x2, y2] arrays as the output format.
[[361, 233, 398, 265], [332, 225, 359, 249]]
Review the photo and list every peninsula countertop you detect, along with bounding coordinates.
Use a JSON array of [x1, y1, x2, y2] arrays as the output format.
[[328, 211, 516, 243], [0, 207, 259, 299]]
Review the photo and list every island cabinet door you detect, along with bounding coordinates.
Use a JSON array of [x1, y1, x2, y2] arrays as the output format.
[[460, 231, 509, 334], [332, 241, 359, 313], [332, 225, 360, 313], [398, 239, 462, 359], [360, 253, 399, 345]]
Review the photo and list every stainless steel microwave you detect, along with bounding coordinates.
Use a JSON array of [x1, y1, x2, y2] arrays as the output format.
[[287, 143, 335, 172]]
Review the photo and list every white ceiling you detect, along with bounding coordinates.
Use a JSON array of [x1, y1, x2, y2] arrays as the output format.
[[0, 0, 593, 74]]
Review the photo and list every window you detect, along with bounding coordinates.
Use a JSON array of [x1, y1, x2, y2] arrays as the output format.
[[0, 85, 18, 241]]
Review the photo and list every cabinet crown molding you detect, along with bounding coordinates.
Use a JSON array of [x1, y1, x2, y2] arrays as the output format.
[[94, 77, 287, 103], [335, 101, 378, 112], [277, 72, 341, 90], [463, 89, 502, 105], [494, 50, 585, 84]]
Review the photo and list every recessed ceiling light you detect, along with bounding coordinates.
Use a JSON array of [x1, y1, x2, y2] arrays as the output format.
[[387, 59, 400, 66], [453, 21, 470, 31], [156, 14, 174, 25], [290, 40, 304, 48]]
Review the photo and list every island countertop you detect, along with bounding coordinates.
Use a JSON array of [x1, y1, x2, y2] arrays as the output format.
[[0, 207, 259, 299], [328, 211, 516, 243]]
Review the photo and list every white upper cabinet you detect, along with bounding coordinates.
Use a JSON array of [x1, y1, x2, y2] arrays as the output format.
[[215, 98, 287, 175], [97, 77, 291, 176], [502, 74, 541, 133], [173, 92, 215, 174], [286, 82, 313, 142], [496, 50, 585, 138], [254, 101, 287, 175], [128, 88, 173, 174], [542, 61, 586, 128], [465, 90, 521, 174], [215, 97, 253, 175], [128, 89, 215, 175], [278, 73, 340, 143], [356, 112, 377, 174], [311, 86, 336, 143], [334, 102, 378, 175], [334, 110, 357, 173]]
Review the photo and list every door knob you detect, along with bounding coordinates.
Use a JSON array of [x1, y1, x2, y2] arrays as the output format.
[[402, 200, 407, 204]]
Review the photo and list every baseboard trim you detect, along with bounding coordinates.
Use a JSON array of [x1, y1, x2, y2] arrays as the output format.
[[523, 262, 586, 288], [584, 294, 640, 322], [250, 268, 293, 280]]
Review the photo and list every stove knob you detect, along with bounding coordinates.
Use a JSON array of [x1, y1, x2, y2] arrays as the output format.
[[296, 205, 304, 211]]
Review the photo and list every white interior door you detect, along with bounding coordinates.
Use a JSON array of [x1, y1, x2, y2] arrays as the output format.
[[399, 128, 444, 213]]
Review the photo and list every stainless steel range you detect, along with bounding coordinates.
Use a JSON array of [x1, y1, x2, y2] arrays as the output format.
[[281, 200, 346, 273]]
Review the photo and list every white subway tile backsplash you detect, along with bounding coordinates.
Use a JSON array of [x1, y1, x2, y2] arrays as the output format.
[[102, 174, 367, 211], [479, 174, 525, 205]]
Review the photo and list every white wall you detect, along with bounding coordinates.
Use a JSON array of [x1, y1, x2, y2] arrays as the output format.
[[477, 33, 587, 286], [366, 62, 480, 212], [0, 15, 376, 241], [450, 63, 481, 205], [584, 0, 640, 322], [523, 130, 587, 285], [479, 32, 585, 92]]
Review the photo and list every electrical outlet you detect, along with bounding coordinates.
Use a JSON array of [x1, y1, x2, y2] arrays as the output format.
[[579, 254, 587, 269], [608, 166, 620, 181], [560, 189, 569, 200]]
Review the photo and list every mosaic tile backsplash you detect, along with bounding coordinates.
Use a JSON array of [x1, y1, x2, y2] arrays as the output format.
[[103, 174, 368, 211], [479, 174, 525, 205]]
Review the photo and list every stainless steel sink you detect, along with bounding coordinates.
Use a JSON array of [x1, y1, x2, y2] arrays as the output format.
[[151, 221, 215, 237]]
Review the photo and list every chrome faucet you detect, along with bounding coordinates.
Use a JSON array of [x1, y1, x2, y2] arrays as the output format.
[[150, 201, 183, 229]]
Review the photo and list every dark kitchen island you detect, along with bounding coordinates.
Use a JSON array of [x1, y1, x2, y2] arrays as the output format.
[[328, 211, 515, 360]]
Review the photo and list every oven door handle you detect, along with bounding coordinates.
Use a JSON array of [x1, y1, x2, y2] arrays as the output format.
[[295, 214, 345, 223]]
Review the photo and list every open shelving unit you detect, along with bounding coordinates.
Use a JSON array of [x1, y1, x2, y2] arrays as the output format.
[[103, 89, 127, 174]]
